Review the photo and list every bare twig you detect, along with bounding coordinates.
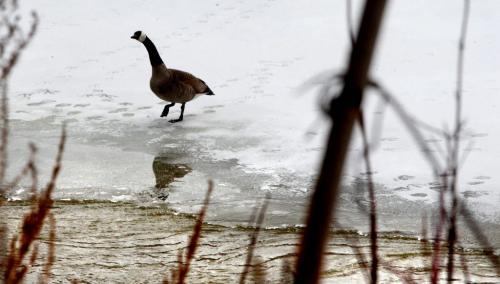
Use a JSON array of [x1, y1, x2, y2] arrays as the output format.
[[239, 194, 270, 284], [0, 0, 38, 190], [4, 126, 65, 284], [460, 205, 500, 275], [176, 180, 214, 284], [346, 0, 355, 46], [370, 83, 451, 283], [446, 1, 470, 282], [371, 83, 443, 175], [357, 111, 378, 283]]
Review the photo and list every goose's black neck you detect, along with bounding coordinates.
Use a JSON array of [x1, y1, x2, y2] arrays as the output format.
[[143, 37, 164, 67]]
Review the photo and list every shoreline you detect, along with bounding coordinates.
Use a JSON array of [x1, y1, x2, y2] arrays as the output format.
[[2, 200, 498, 283]]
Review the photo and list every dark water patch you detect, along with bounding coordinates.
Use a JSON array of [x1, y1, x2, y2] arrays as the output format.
[[393, 186, 409, 191], [55, 103, 72, 107], [474, 175, 491, 180], [462, 190, 488, 198], [398, 174, 415, 180], [27, 99, 56, 106], [74, 104, 90, 108], [108, 107, 128, 113], [86, 115, 104, 121]]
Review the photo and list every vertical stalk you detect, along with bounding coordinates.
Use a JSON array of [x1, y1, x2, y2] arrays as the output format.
[[294, 1, 388, 283], [358, 113, 378, 283], [446, 1, 470, 282]]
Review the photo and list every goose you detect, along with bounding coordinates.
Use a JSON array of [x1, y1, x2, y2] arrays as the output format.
[[131, 31, 214, 123]]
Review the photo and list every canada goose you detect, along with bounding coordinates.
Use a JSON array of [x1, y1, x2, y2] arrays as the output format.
[[131, 31, 214, 123]]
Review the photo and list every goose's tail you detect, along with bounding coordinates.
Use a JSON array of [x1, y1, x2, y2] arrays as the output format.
[[201, 80, 215, 96], [205, 86, 215, 96]]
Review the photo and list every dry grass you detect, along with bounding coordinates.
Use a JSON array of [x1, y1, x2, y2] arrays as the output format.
[[0, 1, 66, 283], [163, 180, 214, 284], [2, 127, 65, 283], [239, 194, 270, 284]]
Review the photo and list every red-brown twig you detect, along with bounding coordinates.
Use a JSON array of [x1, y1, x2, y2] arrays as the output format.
[[239, 194, 270, 284], [176, 180, 214, 284], [4, 126, 65, 284], [370, 83, 451, 284]]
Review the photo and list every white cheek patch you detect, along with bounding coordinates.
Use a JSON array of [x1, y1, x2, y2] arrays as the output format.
[[139, 32, 147, 42]]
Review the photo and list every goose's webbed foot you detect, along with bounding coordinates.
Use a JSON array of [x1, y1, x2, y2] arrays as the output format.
[[168, 118, 183, 123], [168, 103, 185, 123]]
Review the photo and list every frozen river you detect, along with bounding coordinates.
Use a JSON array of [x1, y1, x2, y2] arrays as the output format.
[[6, 0, 500, 243]]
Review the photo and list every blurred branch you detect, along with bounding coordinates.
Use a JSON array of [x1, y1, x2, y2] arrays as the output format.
[[346, 0, 355, 46], [460, 205, 500, 276], [4, 126, 65, 284], [0, 0, 38, 187], [371, 83, 443, 175], [294, 1, 388, 283], [446, 1, 470, 282]]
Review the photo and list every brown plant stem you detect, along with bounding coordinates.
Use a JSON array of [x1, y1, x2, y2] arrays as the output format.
[[446, 1, 470, 282], [177, 180, 214, 284], [358, 112, 378, 283], [294, 1, 388, 283], [239, 194, 270, 284]]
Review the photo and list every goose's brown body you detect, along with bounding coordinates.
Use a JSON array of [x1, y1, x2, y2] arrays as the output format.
[[150, 64, 210, 103], [131, 30, 214, 122]]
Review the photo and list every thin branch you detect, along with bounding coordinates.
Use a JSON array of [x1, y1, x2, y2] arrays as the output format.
[[177, 180, 214, 284], [357, 111, 378, 283], [346, 0, 355, 46], [239, 194, 270, 284], [446, 1, 470, 282], [460, 205, 500, 275], [371, 83, 442, 175]]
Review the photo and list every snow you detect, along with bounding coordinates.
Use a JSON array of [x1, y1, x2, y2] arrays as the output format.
[[7, 0, 500, 230]]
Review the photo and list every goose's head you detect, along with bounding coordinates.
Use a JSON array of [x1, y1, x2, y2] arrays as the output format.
[[131, 31, 147, 43]]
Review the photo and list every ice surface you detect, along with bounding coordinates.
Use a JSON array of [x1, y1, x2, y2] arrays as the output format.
[[6, 0, 500, 234]]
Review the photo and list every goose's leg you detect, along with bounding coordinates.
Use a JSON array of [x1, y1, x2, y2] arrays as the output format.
[[169, 103, 185, 123], [160, 102, 175, 117]]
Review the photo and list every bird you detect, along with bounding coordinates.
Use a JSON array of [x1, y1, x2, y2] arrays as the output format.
[[131, 31, 214, 123]]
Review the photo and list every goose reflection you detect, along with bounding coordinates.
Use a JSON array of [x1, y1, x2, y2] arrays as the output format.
[[152, 156, 191, 200]]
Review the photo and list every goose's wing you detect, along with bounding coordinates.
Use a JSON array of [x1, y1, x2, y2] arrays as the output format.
[[171, 69, 209, 94]]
